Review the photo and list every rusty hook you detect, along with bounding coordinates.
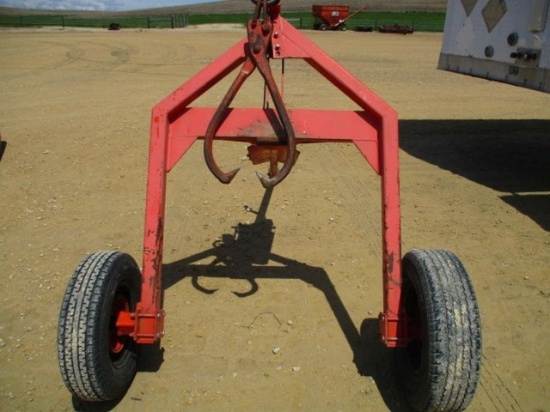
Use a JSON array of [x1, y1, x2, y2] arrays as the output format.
[[247, 16, 296, 188], [203, 0, 296, 188], [203, 57, 256, 184]]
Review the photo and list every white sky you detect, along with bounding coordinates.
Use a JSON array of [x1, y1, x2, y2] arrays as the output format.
[[0, 0, 219, 11]]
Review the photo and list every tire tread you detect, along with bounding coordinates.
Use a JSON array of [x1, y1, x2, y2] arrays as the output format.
[[397, 249, 482, 412], [57, 251, 140, 402]]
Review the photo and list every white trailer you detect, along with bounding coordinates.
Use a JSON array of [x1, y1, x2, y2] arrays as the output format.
[[438, 0, 550, 93]]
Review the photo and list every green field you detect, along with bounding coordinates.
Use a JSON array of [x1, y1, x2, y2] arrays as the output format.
[[0, 11, 445, 32]]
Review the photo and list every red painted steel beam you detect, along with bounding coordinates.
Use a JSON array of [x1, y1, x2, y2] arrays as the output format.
[[269, 15, 403, 346], [136, 40, 248, 343], [138, 12, 404, 346], [165, 108, 380, 173]]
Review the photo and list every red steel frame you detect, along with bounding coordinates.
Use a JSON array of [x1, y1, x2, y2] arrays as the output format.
[[119, 7, 405, 348]]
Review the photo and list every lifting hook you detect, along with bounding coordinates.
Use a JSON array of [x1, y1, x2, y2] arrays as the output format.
[[203, 0, 296, 188]]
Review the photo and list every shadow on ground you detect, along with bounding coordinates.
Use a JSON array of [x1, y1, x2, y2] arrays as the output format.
[[71, 344, 165, 411], [400, 119, 550, 231], [0, 138, 6, 162], [162, 187, 413, 412]]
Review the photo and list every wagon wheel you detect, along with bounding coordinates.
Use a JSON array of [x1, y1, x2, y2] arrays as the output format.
[[339, 23, 347, 31], [57, 251, 141, 401], [396, 249, 482, 412], [319, 23, 327, 31]]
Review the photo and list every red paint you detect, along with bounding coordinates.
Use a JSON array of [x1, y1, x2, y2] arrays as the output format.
[[133, 5, 404, 347]]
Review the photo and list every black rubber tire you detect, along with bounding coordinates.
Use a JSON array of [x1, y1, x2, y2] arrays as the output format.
[[339, 23, 347, 31], [396, 249, 482, 412], [57, 251, 141, 402]]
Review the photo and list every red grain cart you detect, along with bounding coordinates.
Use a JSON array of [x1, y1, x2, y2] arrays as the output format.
[[312, 4, 367, 31]]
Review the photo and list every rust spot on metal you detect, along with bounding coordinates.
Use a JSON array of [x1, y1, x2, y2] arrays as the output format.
[[247, 145, 299, 165], [385, 251, 394, 275]]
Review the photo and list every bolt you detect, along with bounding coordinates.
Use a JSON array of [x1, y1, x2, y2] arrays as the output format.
[[507, 32, 518, 46]]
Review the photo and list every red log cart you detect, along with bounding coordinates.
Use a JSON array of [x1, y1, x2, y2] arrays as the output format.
[[57, 1, 481, 411]]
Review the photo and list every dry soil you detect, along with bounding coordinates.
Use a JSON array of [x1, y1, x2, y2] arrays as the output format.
[[0, 24, 549, 412]]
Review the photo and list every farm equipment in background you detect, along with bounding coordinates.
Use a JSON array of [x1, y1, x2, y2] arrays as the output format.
[[378, 23, 414, 34], [355, 24, 373, 32], [312, 4, 368, 31], [57, 0, 482, 411]]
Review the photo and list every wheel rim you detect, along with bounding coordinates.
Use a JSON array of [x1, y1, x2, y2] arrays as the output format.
[[110, 293, 130, 355]]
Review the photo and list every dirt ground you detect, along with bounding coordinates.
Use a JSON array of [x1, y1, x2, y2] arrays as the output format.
[[1, 24, 549, 412]]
